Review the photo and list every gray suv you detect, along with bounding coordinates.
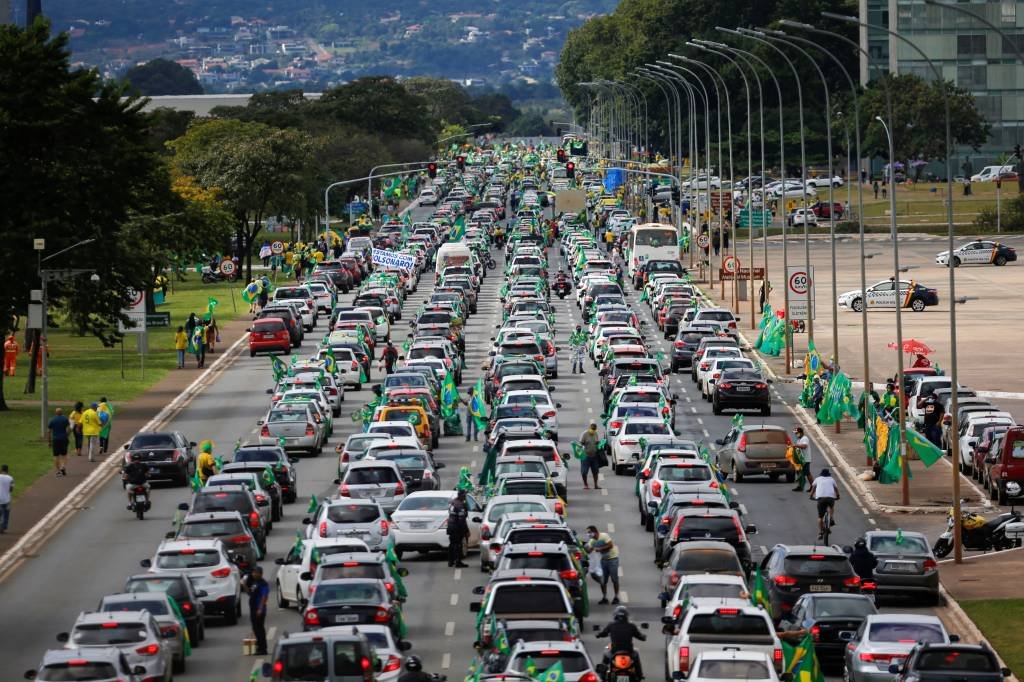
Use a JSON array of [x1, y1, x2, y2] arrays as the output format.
[[58, 610, 172, 682]]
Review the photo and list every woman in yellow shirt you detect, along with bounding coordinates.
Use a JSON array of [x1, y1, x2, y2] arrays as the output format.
[[174, 326, 188, 369], [69, 401, 84, 456]]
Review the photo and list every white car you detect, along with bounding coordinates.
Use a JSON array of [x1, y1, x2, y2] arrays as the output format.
[[142, 539, 242, 623], [958, 416, 1014, 473], [419, 188, 439, 205], [479, 502, 561, 570], [609, 417, 675, 475], [935, 239, 1017, 267], [665, 604, 782, 679], [805, 174, 844, 188], [694, 347, 744, 391], [787, 207, 818, 227], [359, 624, 410, 682], [662, 573, 751, 621], [500, 390, 560, 440], [306, 281, 335, 314], [837, 278, 937, 313], [390, 490, 484, 559], [274, 536, 369, 609], [498, 439, 568, 499], [688, 651, 781, 682]]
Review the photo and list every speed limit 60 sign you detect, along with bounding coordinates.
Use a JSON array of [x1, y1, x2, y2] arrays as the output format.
[[787, 265, 814, 321]]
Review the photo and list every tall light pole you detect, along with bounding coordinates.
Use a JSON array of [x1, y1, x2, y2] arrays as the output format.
[[325, 168, 428, 233], [824, 8, 962, 555]]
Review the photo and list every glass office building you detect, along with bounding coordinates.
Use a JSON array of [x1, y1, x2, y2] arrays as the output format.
[[860, 0, 1024, 168]]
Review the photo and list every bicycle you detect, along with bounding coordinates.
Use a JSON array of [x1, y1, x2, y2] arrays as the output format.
[[820, 507, 833, 545]]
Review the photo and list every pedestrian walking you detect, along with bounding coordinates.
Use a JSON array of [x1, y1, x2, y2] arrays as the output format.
[[569, 325, 588, 374], [184, 313, 198, 340], [69, 401, 84, 456], [97, 397, 114, 455], [872, 180, 879, 199], [192, 322, 206, 369], [578, 422, 603, 489], [81, 402, 102, 462], [174, 326, 188, 369], [381, 341, 398, 374], [205, 317, 218, 354], [0, 464, 13, 533], [446, 489, 470, 568], [48, 407, 70, 478], [712, 227, 721, 257], [791, 426, 814, 491], [242, 565, 270, 655], [585, 525, 620, 604], [3, 333, 18, 376], [881, 185, 887, 199]]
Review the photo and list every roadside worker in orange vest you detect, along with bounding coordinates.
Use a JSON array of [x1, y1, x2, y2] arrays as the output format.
[[3, 334, 18, 376]]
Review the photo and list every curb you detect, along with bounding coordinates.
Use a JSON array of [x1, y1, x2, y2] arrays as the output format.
[[935, 583, 1019, 682], [0, 331, 248, 583]]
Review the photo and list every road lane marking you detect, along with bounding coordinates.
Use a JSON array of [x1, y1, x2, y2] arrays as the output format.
[[739, 504, 748, 515], [450, 593, 459, 606], [604, 504, 612, 512], [620, 590, 629, 603], [454, 568, 462, 581], [442, 653, 451, 669], [470, 460, 477, 468], [868, 518, 877, 525], [759, 544, 769, 555], [697, 417, 704, 425], [601, 487, 609, 496], [702, 429, 710, 437], [607, 522, 616, 532], [690, 407, 698, 414], [472, 446, 479, 453], [267, 626, 277, 643], [445, 621, 455, 636]]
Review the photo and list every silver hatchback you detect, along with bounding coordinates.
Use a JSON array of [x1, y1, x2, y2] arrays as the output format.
[[59, 610, 172, 682], [338, 460, 408, 514], [306, 498, 391, 551]]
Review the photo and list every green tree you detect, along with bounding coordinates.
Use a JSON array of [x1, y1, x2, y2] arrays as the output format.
[[125, 57, 203, 96], [168, 119, 314, 282], [312, 76, 438, 145], [144, 107, 194, 153], [508, 111, 554, 137]]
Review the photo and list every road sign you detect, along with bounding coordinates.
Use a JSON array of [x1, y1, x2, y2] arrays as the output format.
[[146, 312, 171, 328], [271, 240, 284, 255], [697, 234, 710, 249], [722, 256, 739, 274], [720, 267, 765, 280], [219, 259, 237, 276], [119, 287, 146, 334], [787, 265, 815, 321]]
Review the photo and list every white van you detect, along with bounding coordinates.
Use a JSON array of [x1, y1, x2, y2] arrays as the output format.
[[971, 164, 1015, 182], [435, 242, 472, 280]]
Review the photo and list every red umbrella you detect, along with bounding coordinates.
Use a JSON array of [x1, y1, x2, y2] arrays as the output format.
[[887, 339, 933, 355]]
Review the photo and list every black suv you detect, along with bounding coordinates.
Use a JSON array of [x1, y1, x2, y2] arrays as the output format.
[[232, 445, 299, 503], [661, 507, 756, 571], [759, 544, 864, 621], [712, 369, 772, 417], [122, 431, 195, 486], [893, 642, 1011, 682], [124, 573, 206, 642], [671, 327, 716, 372], [189, 486, 268, 553]]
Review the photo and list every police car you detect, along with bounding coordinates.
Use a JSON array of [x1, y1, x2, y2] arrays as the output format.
[[837, 278, 939, 313], [935, 239, 1017, 267]]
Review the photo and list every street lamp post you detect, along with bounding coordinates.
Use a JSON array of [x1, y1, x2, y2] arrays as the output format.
[[324, 168, 429, 234], [367, 161, 435, 219]]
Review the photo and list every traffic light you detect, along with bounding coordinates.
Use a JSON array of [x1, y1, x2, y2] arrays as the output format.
[[427, 162, 437, 179], [1014, 144, 1022, 160], [456, 155, 465, 170], [557, 148, 566, 163], [565, 161, 575, 173]]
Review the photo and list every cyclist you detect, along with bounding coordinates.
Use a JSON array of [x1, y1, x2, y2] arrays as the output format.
[[809, 468, 839, 540]]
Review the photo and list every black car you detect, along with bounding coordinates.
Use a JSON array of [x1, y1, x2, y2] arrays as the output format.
[[661, 507, 756, 571], [257, 305, 304, 347], [779, 593, 878, 671], [712, 369, 772, 416], [173, 510, 262, 572], [652, 492, 738, 553], [232, 445, 299, 503], [219, 461, 285, 521], [124, 572, 206, 642], [633, 259, 686, 289], [122, 431, 196, 487], [894, 643, 1011, 682], [671, 327, 717, 372], [759, 544, 864, 621], [312, 264, 352, 293], [367, 446, 444, 491], [662, 304, 690, 340], [303, 578, 401, 636], [189, 486, 268, 553]]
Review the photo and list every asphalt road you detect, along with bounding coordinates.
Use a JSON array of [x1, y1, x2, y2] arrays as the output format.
[[0, 201, 939, 681]]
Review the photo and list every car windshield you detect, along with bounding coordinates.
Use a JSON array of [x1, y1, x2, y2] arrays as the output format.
[[491, 585, 566, 614], [312, 582, 382, 605], [346, 468, 399, 485], [72, 623, 147, 645], [677, 582, 746, 600], [368, 425, 413, 437], [489, 502, 545, 522], [326, 504, 380, 523], [743, 430, 788, 445], [917, 650, 997, 672], [130, 434, 176, 449], [280, 641, 328, 679], [156, 550, 221, 569], [660, 466, 711, 482], [624, 423, 671, 435], [319, 564, 384, 581], [41, 661, 120, 680], [695, 660, 770, 680], [698, 311, 735, 322], [676, 517, 738, 540], [398, 496, 451, 512], [869, 622, 945, 643], [501, 344, 542, 357], [268, 409, 306, 423], [181, 520, 245, 537], [868, 536, 930, 554], [234, 449, 281, 464], [496, 461, 547, 476], [506, 529, 572, 545], [376, 453, 428, 468], [812, 597, 877, 618], [511, 651, 590, 674], [102, 598, 169, 615], [505, 554, 571, 571], [124, 578, 186, 601], [687, 613, 771, 636], [784, 556, 850, 576], [346, 435, 387, 453]]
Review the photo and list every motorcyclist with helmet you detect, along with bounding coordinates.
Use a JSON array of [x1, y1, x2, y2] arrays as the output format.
[[849, 537, 878, 583], [596, 606, 646, 680], [398, 656, 442, 682], [122, 457, 150, 510]]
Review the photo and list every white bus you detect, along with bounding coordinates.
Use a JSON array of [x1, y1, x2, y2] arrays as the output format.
[[626, 222, 680, 278]]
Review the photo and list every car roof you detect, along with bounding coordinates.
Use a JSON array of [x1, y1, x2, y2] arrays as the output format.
[[75, 610, 152, 625]]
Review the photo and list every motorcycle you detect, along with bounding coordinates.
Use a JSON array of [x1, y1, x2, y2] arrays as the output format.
[[932, 497, 1023, 558], [485, 255, 497, 270], [129, 484, 151, 520], [201, 265, 238, 284], [554, 278, 572, 299], [597, 649, 642, 682]]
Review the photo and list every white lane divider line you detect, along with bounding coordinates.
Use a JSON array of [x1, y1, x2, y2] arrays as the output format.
[[604, 504, 612, 512], [470, 460, 477, 468], [868, 518, 877, 526], [739, 504, 749, 515], [442, 653, 451, 670], [601, 487, 609, 497], [445, 621, 455, 637], [759, 545, 769, 555], [690, 407, 698, 414], [267, 626, 277, 643], [696, 417, 704, 425], [620, 590, 630, 603], [702, 429, 710, 438], [454, 568, 462, 581], [449, 593, 459, 606], [472, 446, 479, 453], [607, 522, 616, 533]]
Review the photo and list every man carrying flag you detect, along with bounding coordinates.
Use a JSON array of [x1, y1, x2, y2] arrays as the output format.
[[466, 381, 488, 442]]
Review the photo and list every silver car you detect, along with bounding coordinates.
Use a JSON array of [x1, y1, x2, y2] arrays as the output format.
[[59, 610, 172, 682], [843, 614, 951, 682], [97, 592, 187, 674], [305, 498, 391, 551], [715, 425, 796, 483], [257, 402, 325, 455], [26, 648, 145, 682], [862, 530, 940, 603], [339, 460, 408, 514]]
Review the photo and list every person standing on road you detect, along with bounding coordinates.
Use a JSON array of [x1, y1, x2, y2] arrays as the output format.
[[81, 402, 102, 462], [0, 464, 13, 534], [809, 468, 839, 539], [922, 395, 944, 448], [880, 382, 899, 421], [570, 325, 589, 374], [446, 489, 470, 568], [174, 326, 188, 369], [97, 397, 114, 455], [463, 387, 480, 442], [48, 407, 70, 478], [791, 426, 814, 491], [243, 565, 270, 655], [69, 401, 84, 457], [578, 422, 603, 490], [381, 341, 398, 374], [585, 525, 620, 604], [196, 441, 219, 484]]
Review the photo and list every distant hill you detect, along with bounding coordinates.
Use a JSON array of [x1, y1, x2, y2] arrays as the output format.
[[41, 0, 617, 92]]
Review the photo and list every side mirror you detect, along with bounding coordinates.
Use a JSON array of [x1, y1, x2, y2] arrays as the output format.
[[56, 632, 70, 643], [469, 602, 481, 613], [256, 420, 265, 426], [398, 567, 410, 577], [140, 559, 152, 568], [661, 615, 676, 625], [399, 640, 413, 651], [672, 672, 685, 681], [950, 634, 960, 643], [471, 585, 486, 595], [1001, 668, 1012, 678], [435, 462, 446, 469], [333, 478, 342, 484], [300, 571, 312, 581], [715, 438, 726, 446], [301, 517, 312, 525], [262, 662, 273, 677], [556, 403, 563, 409], [888, 664, 901, 675], [275, 557, 286, 565], [177, 502, 189, 511], [196, 590, 208, 598], [745, 524, 758, 535], [265, 389, 273, 395], [24, 671, 38, 681], [165, 531, 176, 539], [256, 498, 269, 507], [289, 457, 299, 464]]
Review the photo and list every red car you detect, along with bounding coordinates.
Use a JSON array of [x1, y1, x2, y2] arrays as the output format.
[[810, 201, 845, 219], [249, 317, 291, 357]]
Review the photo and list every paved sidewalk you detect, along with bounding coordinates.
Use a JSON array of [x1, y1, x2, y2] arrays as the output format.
[[0, 314, 252, 555]]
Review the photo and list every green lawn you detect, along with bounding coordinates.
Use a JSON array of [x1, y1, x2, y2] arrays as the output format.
[[0, 278, 247, 496], [960, 599, 1024, 674]]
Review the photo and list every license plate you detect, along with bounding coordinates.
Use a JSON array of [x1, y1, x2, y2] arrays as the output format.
[[148, 467, 159, 475], [759, 462, 777, 469], [334, 614, 359, 624], [134, 494, 147, 502], [408, 522, 428, 529], [809, 584, 831, 592], [735, 386, 751, 392], [886, 561, 918, 573], [262, 333, 276, 339], [617, 676, 631, 682]]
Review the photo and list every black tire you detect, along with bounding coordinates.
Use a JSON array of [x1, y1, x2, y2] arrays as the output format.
[[224, 601, 238, 626], [786, 471, 796, 483], [173, 655, 186, 675], [393, 548, 404, 560], [188, 623, 201, 647], [951, 256, 961, 268], [733, 467, 744, 483], [910, 298, 926, 312], [249, 350, 256, 358], [852, 298, 864, 313], [762, 405, 771, 416], [276, 582, 289, 608], [995, 255, 1007, 266], [999, 485, 1009, 506], [712, 401, 722, 415], [354, 383, 362, 391], [135, 504, 145, 520]]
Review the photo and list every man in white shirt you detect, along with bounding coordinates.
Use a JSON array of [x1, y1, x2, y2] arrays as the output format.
[[791, 427, 814, 492], [809, 468, 839, 539], [0, 464, 13, 534]]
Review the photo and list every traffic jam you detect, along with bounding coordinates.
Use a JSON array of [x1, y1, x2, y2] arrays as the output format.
[[23, 139, 1020, 682]]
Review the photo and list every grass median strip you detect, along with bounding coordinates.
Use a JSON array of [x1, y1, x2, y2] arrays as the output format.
[[959, 598, 1024, 673]]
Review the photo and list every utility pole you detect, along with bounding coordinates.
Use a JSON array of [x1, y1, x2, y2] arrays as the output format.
[[26, 0, 41, 25]]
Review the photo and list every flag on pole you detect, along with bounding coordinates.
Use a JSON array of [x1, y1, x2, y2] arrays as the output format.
[[905, 426, 944, 467]]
